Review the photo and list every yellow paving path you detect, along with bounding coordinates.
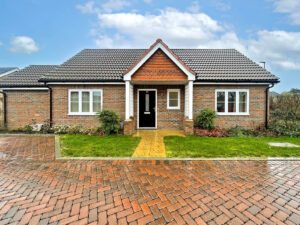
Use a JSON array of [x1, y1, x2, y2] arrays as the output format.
[[132, 130, 185, 157]]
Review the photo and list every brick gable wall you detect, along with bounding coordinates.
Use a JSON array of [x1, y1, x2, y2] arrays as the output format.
[[132, 49, 187, 81], [5, 90, 50, 129]]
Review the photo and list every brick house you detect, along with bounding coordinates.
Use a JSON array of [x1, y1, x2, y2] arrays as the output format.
[[0, 39, 279, 134]]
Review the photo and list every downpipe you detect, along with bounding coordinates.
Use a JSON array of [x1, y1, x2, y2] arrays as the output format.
[[0, 91, 7, 128], [265, 83, 274, 129]]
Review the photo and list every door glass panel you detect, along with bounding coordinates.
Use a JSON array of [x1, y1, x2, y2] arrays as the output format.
[[239, 92, 247, 113], [217, 91, 225, 112], [70, 92, 79, 112], [145, 92, 149, 112], [82, 92, 90, 112], [228, 92, 236, 112]]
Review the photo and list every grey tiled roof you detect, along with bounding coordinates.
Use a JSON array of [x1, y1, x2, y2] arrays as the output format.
[[0, 67, 18, 76], [0, 65, 57, 87], [40, 49, 279, 83]]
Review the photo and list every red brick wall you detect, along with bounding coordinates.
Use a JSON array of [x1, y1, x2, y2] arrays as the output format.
[[133, 85, 185, 129], [132, 49, 187, 81], [51, 85, 125, 128], [5, 90, 50, 129], [193, 85, 267, 129]]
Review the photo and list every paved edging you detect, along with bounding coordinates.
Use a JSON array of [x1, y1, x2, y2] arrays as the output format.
[[55, 135, 300, 161], [0, 133, 55, 136]]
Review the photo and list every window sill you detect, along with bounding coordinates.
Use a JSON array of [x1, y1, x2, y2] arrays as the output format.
[[167, 107, 180, 110], [217, 113, 250, 116], [68, 113, 97, 116]]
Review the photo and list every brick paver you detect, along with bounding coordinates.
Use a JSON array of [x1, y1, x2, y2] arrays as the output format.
[[0, 135, 299, 224]]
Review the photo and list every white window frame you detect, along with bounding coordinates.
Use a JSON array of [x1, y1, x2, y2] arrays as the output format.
[[68, 89, 103, 115], [215, 89, 249, 115], [167, 89, 180, 110]]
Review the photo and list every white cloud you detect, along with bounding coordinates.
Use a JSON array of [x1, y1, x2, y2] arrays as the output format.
[[187, 1, 201, 13], [95, 8, 222, 48], [102, 0, 130, 13], [0, 41, 3, 46], [247, 30, 300, 70], [272, 0, 300, 25], [76, 1, 99, 14], [214, 0, 231, 11], [76, 0, 129, 14], [10, 36, 39, 54], [78, 2, 300, 71], [143, 0, 152, 3]]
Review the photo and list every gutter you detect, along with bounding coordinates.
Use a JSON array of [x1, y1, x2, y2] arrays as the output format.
[[265, 83, 274, 129], [0, 91, 7, 128]]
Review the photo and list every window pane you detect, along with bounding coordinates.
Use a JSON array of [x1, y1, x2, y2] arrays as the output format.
[[70, 92, 79, 112], [71, 92, 78, 101], [82, 92, 90, 112], [217, 92, 225, 112], [93, 91, 102, 112], [169, 92, 178, 99], [169, 99, 178, 107], [239, 92, 247, 113], [228, 92, 236, 112], [71, 102, 79, 112]]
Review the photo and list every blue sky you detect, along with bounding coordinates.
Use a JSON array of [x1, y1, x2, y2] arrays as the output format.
[[0, 0, 299, 92]]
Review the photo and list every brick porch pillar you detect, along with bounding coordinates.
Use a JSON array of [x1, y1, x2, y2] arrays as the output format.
[[183, 117, 194, 135], [124, 119, 135, 135]]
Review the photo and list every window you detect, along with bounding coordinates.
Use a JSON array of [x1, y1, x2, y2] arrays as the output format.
[[68, 89, 102, 115], [215, 89, 249, 115], [167, 89, 180, 109]]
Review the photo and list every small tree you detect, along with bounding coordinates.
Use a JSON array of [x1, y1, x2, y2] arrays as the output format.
[[97, 110, 120, 135], [195, 108, 217, 130]]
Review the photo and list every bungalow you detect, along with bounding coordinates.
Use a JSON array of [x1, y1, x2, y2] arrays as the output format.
[[0, 39, 279, 134]]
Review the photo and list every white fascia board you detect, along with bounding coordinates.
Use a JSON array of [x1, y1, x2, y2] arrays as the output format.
[[46, 82, 125, 85], [193, 82, 272, 85], [2, 87, 49, 90], [124, 42, 195, 81]]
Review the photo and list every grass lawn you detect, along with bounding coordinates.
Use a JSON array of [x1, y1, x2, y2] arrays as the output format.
[[60, 134, 141, 157], [164, 136, 300, 158]]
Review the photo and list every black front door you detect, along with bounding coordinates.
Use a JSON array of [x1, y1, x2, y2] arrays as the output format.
[[139, 90, 156, 128]]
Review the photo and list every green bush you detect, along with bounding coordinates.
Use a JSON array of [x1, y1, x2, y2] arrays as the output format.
[[269, 120, 300, 137], [97, 110, 120, 135], [195, 108, 217, 130], [24, 124, 33, 134], [54, 125, 69, 134], [227, 126, 245, 137]]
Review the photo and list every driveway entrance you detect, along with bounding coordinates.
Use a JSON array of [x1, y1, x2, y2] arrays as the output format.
[[0, 135, 299, 225]]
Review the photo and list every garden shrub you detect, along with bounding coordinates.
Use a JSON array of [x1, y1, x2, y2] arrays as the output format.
[[97, 109, 120, 135], [227, 126, 245, 137], [195, 108, 217, 130], [53, 125, 69, 134], [269, 91, 300, 137], [24, 124, 33, 133]]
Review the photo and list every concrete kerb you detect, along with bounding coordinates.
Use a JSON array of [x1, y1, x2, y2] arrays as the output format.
[[54, 135, 300, 161]]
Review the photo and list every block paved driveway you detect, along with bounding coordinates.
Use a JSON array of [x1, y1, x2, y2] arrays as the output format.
[[0, 135, 299, 225]]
